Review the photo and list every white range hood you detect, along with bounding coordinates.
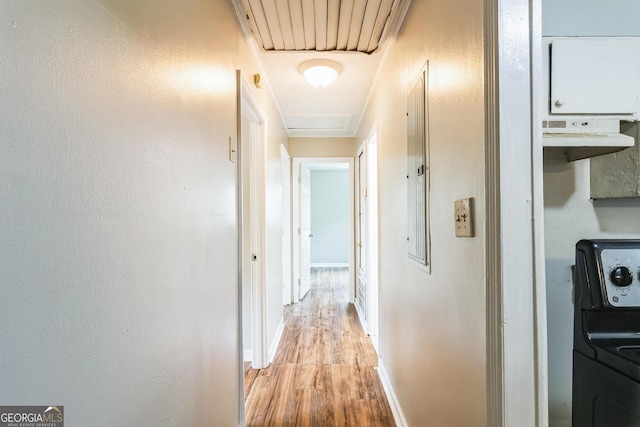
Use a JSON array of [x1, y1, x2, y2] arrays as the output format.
[[543, 132, 634, 161]]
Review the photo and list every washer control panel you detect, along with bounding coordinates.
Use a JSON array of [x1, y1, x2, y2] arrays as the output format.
[[600, 249, 640, 307]]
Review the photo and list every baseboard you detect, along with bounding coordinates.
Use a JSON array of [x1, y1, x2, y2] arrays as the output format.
[[354, 302, 369, 335], [376, 359, 408, 427], [269, 318, 284, 363], [243, 350, 252, 363], [310, 263, 349, 268]]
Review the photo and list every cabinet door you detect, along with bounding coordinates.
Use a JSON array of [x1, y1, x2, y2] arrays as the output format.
[[551, 38, 639, 115]]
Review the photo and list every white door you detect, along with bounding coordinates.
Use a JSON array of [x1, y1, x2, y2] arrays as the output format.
[[298, 165, 312, 299]]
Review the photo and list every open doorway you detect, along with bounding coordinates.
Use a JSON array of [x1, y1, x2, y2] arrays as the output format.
[[292, 158, 355, 304]]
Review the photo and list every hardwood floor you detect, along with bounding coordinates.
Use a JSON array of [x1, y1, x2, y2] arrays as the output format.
[[245, 267, 396, 427]]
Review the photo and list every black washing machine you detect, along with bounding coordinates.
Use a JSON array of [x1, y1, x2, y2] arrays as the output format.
[[573, 240, 640, 427]]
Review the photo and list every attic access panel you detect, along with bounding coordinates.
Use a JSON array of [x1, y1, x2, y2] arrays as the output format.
[[235, 0, 402, 53]]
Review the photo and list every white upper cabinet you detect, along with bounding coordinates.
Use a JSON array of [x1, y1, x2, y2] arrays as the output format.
[[549, 38, 639, 116]]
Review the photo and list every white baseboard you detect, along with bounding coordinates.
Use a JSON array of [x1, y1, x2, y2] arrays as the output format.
[[354, 302, 369, 335], [269, 318, 284, 363], [310, 262, 349, 268], [376, 359, 408, 427], [243, 350, 252, 363]]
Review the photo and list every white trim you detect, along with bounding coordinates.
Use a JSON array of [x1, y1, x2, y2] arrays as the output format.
[[531, 0, 549, 425], [310, 263, 349, 268], [281, 144, 293, 305], [268, 318, 285, 363], [235, 70, 246, 427], [292, 157, 356, 304], [354, 295, 368, 334], [376, 359, 408, 427], [240, 76, 269, 370], [229, 0, 290, 137], [243, 350, 253, 363], [354, 0, 413, 137], [365, 124, 380, 350], [485, 0, 546, 425]]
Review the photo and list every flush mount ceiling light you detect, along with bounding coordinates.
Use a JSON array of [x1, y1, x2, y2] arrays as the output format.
[[299, 59, 342, 88]]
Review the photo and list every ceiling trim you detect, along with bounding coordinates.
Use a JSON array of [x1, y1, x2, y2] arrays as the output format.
[[352, 0, 413, 137], [229, 0, 292, 137]]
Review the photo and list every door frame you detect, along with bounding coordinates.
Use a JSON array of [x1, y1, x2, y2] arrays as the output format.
[[281, 145, 292, 305], [355, 122, 380, 353], [291, 157, 355, 303], [355, 144, 367, 329], [238, 74, 269, 370], [484, 0, 548, 424]]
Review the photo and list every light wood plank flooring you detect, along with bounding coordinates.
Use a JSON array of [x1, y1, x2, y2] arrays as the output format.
[[245, 267, 396, 427]]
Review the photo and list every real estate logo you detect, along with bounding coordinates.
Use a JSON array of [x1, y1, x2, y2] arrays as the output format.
[[0, 406, 63, 427]]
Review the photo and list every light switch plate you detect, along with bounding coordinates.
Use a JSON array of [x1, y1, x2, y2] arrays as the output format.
[[454, 197, 474, 237]]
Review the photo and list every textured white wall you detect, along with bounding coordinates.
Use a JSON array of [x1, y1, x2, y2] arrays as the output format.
[[0, 1, 247, 425], [357, 0, 487, 425]]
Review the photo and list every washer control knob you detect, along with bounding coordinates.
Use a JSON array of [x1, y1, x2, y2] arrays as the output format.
[[610, 266, 633, 287]]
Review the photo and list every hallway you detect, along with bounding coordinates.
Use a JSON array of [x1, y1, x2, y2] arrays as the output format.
[[1, 0, 544, 425], [245, 267, 395, 426]]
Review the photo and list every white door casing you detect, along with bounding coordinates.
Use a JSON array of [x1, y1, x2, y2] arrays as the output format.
[[355, 144, 368, 328], [281, 145, 292, 305], [299, 164, 312, 300], [355, 128, 380, 350], [484, 0, 548, 425], [238, 74, 268, 372], [365, 126, 380, 348], [292, 158, 356, 304]]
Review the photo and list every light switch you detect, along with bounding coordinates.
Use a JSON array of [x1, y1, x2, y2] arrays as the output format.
[[454, 197, 474, 237]]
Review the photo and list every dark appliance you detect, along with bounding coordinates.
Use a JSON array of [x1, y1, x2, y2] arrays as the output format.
[[573, 240, 640, 427]]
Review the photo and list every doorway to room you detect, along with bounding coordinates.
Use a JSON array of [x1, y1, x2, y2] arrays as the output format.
[[291, 158, 355, 304]]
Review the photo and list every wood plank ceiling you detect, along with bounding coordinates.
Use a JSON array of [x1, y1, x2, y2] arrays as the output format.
[[238, 0, 399, 54]]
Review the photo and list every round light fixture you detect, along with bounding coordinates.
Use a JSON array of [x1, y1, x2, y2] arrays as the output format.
[[299, 59, 342, 88]]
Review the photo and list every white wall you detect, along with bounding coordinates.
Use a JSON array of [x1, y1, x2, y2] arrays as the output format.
[[542, 0, 640, 36], [288, 137, 358, 158], [0, 1, 285, 425], [357, 0, 487, 425], [310, 170, 350, 265], [541, 3, 640, 426]]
